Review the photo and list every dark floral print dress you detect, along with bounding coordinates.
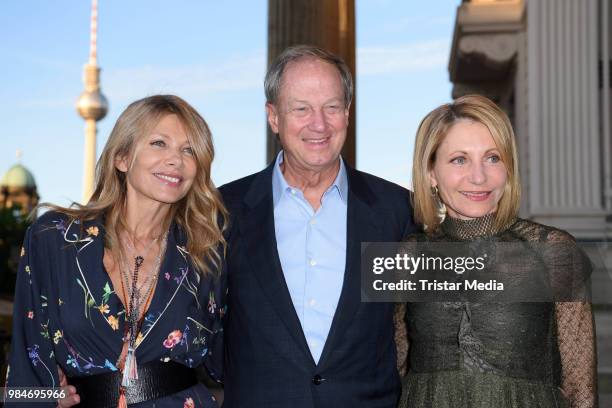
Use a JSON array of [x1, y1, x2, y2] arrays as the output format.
[[5, 211, 226, 407]]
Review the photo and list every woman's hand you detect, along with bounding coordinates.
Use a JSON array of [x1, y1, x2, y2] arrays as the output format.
[[56, 367, 80, 408]]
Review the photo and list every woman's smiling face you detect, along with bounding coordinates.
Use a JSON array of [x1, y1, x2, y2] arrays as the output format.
[[430, 119, 507, 220], [116, 114, 197, 208]]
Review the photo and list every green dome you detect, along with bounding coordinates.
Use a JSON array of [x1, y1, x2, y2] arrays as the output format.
[[1, 164, 37, 188]]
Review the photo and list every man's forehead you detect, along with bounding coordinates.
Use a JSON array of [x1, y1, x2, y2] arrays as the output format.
[[286, 55, 338, 72], [278, 58, 343, 98]]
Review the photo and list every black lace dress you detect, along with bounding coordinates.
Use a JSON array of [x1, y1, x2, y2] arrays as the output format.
[[395, 214, 598, 408]]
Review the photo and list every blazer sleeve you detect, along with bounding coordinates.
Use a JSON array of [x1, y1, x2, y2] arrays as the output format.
[[5, 225, 58, 407]]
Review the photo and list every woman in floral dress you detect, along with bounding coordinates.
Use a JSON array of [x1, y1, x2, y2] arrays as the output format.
[[5, 95, 228, 408]]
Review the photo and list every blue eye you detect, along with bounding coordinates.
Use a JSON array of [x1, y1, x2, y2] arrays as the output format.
[[151, 140, 165, 147], [183, 146, 194, 155], [487, 155, 501, 163], [451, 156, 465, 165]]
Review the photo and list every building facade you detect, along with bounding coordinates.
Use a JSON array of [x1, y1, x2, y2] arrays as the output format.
[[449, 0, 612, 239]]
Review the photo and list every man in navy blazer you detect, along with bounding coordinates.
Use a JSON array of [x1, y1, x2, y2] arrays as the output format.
[[220, 45, 417, 407]]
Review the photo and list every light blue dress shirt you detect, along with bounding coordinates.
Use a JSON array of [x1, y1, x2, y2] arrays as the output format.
[[272, 151, 348, 364]]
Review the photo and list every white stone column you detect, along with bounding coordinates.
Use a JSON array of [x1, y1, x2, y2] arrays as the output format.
[[526, 0, 606, 237]]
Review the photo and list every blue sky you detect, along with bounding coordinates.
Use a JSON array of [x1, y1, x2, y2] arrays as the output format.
[[0, 1, 459, 206]]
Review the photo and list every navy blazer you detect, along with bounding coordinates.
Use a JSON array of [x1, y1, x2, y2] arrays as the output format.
[[220, 162, 416, 408]]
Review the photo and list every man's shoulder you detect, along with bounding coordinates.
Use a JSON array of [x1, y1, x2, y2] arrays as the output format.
[[219, 167, 270, 207], [219, 172, 258, 196], [349, 168, 417, 238]]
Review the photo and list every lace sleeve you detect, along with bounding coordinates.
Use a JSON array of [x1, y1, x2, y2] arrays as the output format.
[[394, 234, 424, 377], [394, 303, 409, 377], [547, 229, 598, 407], [555, 302, 598, 407]]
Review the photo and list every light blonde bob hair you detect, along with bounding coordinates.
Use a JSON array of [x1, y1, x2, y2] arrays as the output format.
[[45, 94, 227, 276], [412, 94, 520, 233]]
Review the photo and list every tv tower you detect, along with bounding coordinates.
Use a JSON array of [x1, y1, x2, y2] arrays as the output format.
[[76, 0, 108, 203]]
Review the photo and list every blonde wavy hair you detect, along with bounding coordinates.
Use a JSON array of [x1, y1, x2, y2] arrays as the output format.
[[44, 95, 227, 276], [412, 94, 521, 233]]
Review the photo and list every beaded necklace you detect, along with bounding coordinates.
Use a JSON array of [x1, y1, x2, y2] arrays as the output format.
[[116, 232, 168, 406]]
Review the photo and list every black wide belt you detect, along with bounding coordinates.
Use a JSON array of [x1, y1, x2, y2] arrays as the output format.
[[68, 360, 198, 407]]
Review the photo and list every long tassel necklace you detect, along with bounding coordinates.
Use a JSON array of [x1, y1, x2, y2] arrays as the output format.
[[117, 232, 168, 408]]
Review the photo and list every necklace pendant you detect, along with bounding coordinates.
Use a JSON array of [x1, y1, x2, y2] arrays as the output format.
[[121, 346, 138, 387], [134, 256, 144, 268]]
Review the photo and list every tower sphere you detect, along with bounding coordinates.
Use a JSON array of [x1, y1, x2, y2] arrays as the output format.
[[76, 90, 108, 121]]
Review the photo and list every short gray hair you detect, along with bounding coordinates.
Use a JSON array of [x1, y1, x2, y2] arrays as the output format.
[[264, 45, 354, 107]]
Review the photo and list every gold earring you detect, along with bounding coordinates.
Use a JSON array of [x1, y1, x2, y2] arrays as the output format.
[[431, 185, 447, 222]]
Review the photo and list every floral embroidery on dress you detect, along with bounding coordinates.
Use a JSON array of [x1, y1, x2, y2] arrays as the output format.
[[142, 311, 160, 333], [101, 282, 112, 302], [76, 279, 115, 328], [135, 332, 144, 347], [86, 226, 99, 237], [76, 278, 97, 321], [40, 320, 49, 340], [63, 338, 110, 373], [53, 218, 67, 234], [180, 324, 190, 348], [107, 315, 119, 330], [27, 345, 41, 366], [104, 359, 118, 371], [95, 283, 114, 326], [163, 330, 183, 349], [26, 344, 55, 386], [183, 397, 195, 408], [173, 269, 189, 285], [207, 292, 216, 314]]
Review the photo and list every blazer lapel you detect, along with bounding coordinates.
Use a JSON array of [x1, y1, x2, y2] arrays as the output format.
[[239, 165, 314, 364], [318, 167, 381, 368]]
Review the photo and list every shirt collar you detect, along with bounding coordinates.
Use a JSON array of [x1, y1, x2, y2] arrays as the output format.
[[272, 150, 348, 207]]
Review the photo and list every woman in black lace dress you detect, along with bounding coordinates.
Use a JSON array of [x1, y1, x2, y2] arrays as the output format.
[[395, 95, 597, 407]]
